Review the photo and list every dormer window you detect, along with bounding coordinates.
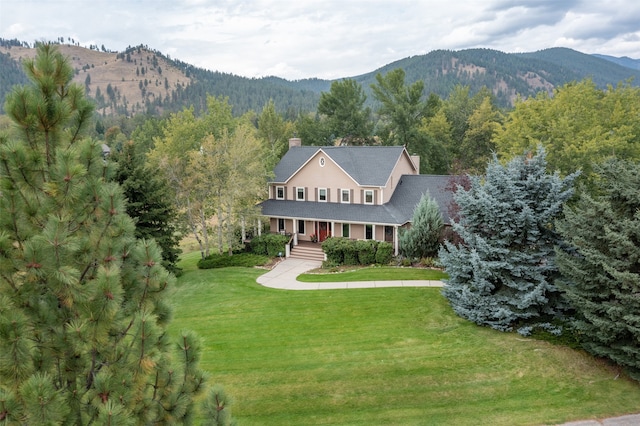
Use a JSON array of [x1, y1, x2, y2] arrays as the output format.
[[276, 186, 285, 200]]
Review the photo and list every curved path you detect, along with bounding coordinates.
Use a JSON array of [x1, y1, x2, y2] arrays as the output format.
[[256, 258, 444, 290]]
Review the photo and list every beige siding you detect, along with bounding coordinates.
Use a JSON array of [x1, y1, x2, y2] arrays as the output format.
[[384, 152, 419, 203], [286, 151, 354, 202], [286, 150, 418, 205]]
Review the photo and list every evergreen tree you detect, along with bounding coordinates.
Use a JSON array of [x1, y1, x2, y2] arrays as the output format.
[[399, 192, 443, 258], [556, 159, 640, 379], [439, 148, 577, 332], [0, 43, 223, 424], [113, 140, 182, 274], [317, 78, 373, 144]]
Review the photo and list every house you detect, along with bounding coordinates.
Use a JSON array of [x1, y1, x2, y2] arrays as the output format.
[[259, 138, 454, 256]]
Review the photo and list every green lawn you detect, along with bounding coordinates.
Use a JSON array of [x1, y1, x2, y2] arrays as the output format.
[[168, 252, 640, 425], [297, 265, 448, 282]]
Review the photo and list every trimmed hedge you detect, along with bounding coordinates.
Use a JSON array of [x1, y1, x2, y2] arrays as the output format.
[[375, 242, 394, 265], [248, 233, 290, 257], [322, 237, 394, 266], [198, 252, 270, 269]]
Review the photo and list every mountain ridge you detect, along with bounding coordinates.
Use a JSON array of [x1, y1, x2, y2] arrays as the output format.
[[2, 39, 639, 117]]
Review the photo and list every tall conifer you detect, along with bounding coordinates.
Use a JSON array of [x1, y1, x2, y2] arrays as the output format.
[[399, 192, 443, 259], [0, 43, 213, 424], [556, 159, 640, 379], [440, 148, 577, 332]]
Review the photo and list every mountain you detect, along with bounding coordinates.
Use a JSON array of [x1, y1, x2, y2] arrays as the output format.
[[592, 53, 640, 71], [2, 39, 640, 118]]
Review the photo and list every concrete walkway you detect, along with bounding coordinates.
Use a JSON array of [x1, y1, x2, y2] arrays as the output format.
[[256, 258, 640, 426], [256, 257, 444, 290]]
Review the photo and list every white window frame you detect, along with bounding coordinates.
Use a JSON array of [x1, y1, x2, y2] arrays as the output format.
[[298, 220, 306, 235], [318, 188, 327, 202], [342, 223, 350, 238], [276, 186, 285, 200], [365, 224, 374, 240], [296, 187, 305, 201], [341, 189, 350, 204], [364, 190, 374, 205], [278, 218, 285, 233]]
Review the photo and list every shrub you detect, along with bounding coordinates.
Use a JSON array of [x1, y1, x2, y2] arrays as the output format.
[[375, 242, 394, 265], [249, 234, 289, 257], [198, 252, 270, 269], [322, 237, 344, 264], [356, 240, 377, 265], [343, 241, 359, 265]]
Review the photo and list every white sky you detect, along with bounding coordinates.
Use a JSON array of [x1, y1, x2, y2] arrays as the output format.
[[2, 0, 640, 80]]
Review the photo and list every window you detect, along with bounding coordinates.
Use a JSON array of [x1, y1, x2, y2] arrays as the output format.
[[365, 224, 373, 240], [276, 186, 284, 200], [296, 187, 305, 201], [342, 223, 350, 238], [364, 190, 374, 205], [341, 189, 350, 203], [319, 156, 326, 167], [298, 220, 305, 235], [318, 188, 327, 202], [278, 218, 285, 233]]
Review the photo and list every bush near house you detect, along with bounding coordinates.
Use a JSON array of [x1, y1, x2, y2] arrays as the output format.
[[248, 233, 290, 257], [197, 252, 270, 269], [322, 237, 394, 267]]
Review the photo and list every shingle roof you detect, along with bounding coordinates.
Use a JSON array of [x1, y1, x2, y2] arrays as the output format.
[[260, 174, 455, 225], [387, 174, 454, 224], [272, 145, 409, 186]]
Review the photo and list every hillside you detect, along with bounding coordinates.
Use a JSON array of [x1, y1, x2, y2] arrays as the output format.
[[2, 40, 640, 117], [0, 43, 192, 116]]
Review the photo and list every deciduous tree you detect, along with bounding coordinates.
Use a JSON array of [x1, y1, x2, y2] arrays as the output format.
[[495, 79, 640, 189], [370, 68, 426, 148]]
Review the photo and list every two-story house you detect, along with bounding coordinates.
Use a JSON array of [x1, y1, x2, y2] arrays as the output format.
[[259, 138, 454, 256]]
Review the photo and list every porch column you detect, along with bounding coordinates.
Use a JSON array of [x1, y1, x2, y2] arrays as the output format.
[[331, 221, 335, 238], [394, 226, 399, 256]]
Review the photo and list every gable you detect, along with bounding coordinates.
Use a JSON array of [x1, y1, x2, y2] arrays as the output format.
[[271, 145, 416, 186]]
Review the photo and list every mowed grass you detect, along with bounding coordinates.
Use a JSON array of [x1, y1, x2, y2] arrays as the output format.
[[297, 266, 448, 282], [168, 252, 640, 425]]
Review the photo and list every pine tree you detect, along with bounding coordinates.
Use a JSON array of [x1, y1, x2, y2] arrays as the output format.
[[399, 192, 443, 259], [439, 148, 577, 332], [113, 140, 182, 275], [556, 159, 640, 379], [0, 43, 216, 424]]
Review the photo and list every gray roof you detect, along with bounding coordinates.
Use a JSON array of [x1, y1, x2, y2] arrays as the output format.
[[272, 145, 410, 186], [260, 174, 455, 225]]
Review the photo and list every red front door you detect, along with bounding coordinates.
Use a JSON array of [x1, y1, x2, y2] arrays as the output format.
[[318, 222, 329, 242]]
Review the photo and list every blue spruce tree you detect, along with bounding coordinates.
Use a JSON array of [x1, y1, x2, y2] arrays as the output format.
[[556, 159, 640, 379], [440, 148, 577, 332]]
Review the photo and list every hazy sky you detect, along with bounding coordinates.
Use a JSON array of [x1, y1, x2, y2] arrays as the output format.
[[2, 0, 640, 80]]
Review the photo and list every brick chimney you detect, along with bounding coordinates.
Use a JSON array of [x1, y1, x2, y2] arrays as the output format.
[[289, 137, 301, 149]]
